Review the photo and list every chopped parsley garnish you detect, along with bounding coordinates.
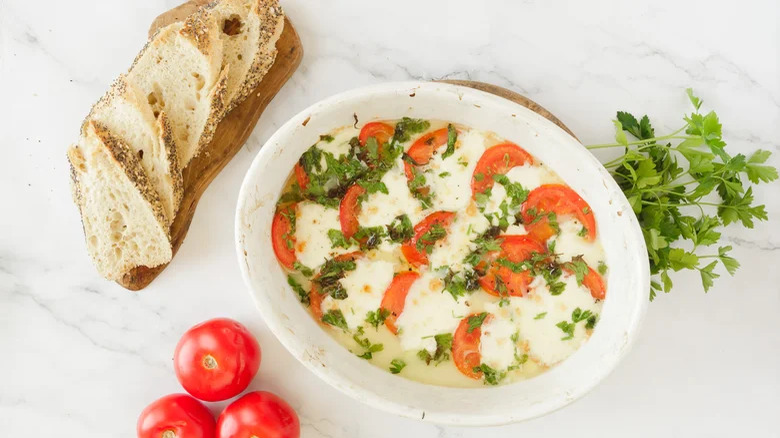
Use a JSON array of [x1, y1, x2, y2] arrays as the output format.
[[473, 363, 506, 385], [534, 312, 547, 320], [319, 134, 335, 143], [492, 174, 529, 208], [387, 214, 414, 243], [321, 309, 348, 331], [315, 256, 357, 300], [597, 260, 608, 275], [287, 275, 309, 305], [392, 117, 430, 143], [327, 229, 353, 249], [365, 308, 390, 329], [353, 328, 384, 359], [358, 178, 389, 195], [389, 359, 406, 374], [474, 172, 484, 182], [563, 257, 590, 286], [354, 226, 387, 250], [417, 333, 453, 365], [443, 269, 480, 300], [439, 171, 451, 178], [293, 261, 314, 278], [556, 320, 575, 341], [556, 307, 598, 340], [441, 124, 457, 159], [416, 222, 447, 254], [466, 312, 488, 333], [474, 187, 492, 210], [577, 226, 588, 237], [407, 166, 433, 209]]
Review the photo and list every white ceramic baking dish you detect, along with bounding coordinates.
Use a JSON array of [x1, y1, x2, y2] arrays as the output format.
[[235, 81, 649, 426]]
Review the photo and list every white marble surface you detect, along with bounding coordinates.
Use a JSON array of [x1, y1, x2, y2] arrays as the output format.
[[1, 0, 778, 436]]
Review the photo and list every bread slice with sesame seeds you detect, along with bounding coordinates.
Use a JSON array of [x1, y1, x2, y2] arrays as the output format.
[[127, 7, 229, 168], [68, 121, 173, 281], [84, 75, 183, 225], [207, 0, 284, 111]]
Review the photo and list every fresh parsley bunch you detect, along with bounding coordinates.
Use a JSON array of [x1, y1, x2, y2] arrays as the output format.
[[587, 89, 777, 300]]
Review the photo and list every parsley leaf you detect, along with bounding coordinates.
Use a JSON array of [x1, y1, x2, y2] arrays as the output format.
[[327, 229, 353, 249], [466, 312, 488, 333], [365, 308, 390, 329], [353, 329, 384, 359], [389, 359, 406, 374], [387, 214, 414, 243], [416, 222, 447, 254], [441, 124, 457, 159], [322, 309, 348, 331], [418, 333, 453, 365], [287, 275, 309, 305]]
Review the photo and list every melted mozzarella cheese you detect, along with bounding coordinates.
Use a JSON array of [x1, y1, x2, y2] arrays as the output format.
[[317, 126, 358, 158], [427, 129, 488, 211], [320, 258, 395, 329], [480, 302, 520, 371], [512, 275, 601, 366], [358, 160, 425, 227], [483, 163, 560, 218], [550, 219, 604, 266], [395, 272, 468, 353], [294, 202, 353, 269], [504, 224, 527, 235], [428, 205, 490, 271]]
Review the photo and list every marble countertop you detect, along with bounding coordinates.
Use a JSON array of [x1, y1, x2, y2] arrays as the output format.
[[2, 0, 778, 436]]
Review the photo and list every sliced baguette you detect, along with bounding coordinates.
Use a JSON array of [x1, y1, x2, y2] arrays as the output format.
[[68, 121, 172, 280], [207, 0, 285, 110], [83, 75, 183, 225], [127, 8, 229, 168]]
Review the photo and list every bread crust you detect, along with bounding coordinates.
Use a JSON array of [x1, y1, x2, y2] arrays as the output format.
[[88, 121, 171, 240]]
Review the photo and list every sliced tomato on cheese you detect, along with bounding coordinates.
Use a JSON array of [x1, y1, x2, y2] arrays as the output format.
[[309, 252, 363, 320], [339, 184, 365, 240], [471, 142, 533, 196], [359, 122, 394, 147], [479, 235, 546, 297], [379, 272, 420, 334], [452, 313, 493, 379], [407, 128, 449, 165], [401, 211, 456, 267], [271, 205, 297, 269], [521, 184, 596, 242], [294, 163, 309, 191], [563, 264, 606, 300]]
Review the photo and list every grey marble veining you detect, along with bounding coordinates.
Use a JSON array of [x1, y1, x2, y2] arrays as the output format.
[[1, 0, 778, 436]]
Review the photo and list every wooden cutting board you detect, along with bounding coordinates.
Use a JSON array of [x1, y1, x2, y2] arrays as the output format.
[[120, 3, 575, 291], [118, 1, 303, 290]]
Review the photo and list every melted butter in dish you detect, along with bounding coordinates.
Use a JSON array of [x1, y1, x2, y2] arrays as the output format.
[[272, 119, 608, 387]]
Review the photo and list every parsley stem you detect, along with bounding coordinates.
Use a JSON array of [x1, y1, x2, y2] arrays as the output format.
[[585, 127, 690, 149]]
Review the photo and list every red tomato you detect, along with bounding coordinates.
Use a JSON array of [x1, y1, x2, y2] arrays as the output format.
[[471, 142, 533, 196], [293, 163, 308, 191], [452, 314, 492, 379], [174, 318, 262, 402], [521, 184, 596, 242], [216, 391, 300, 438], [379, 272, 420, 334], [271, 206, 296, 269], [339, 184, 365, 240], [137, 394, 215, 438], [479, 235, 546, 297], [406, 128, 449, 166], [400, 211, 455, 267], [358, 122, 394, 146], [563, 265, 606, 300], [309, 252, 363, 320]]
